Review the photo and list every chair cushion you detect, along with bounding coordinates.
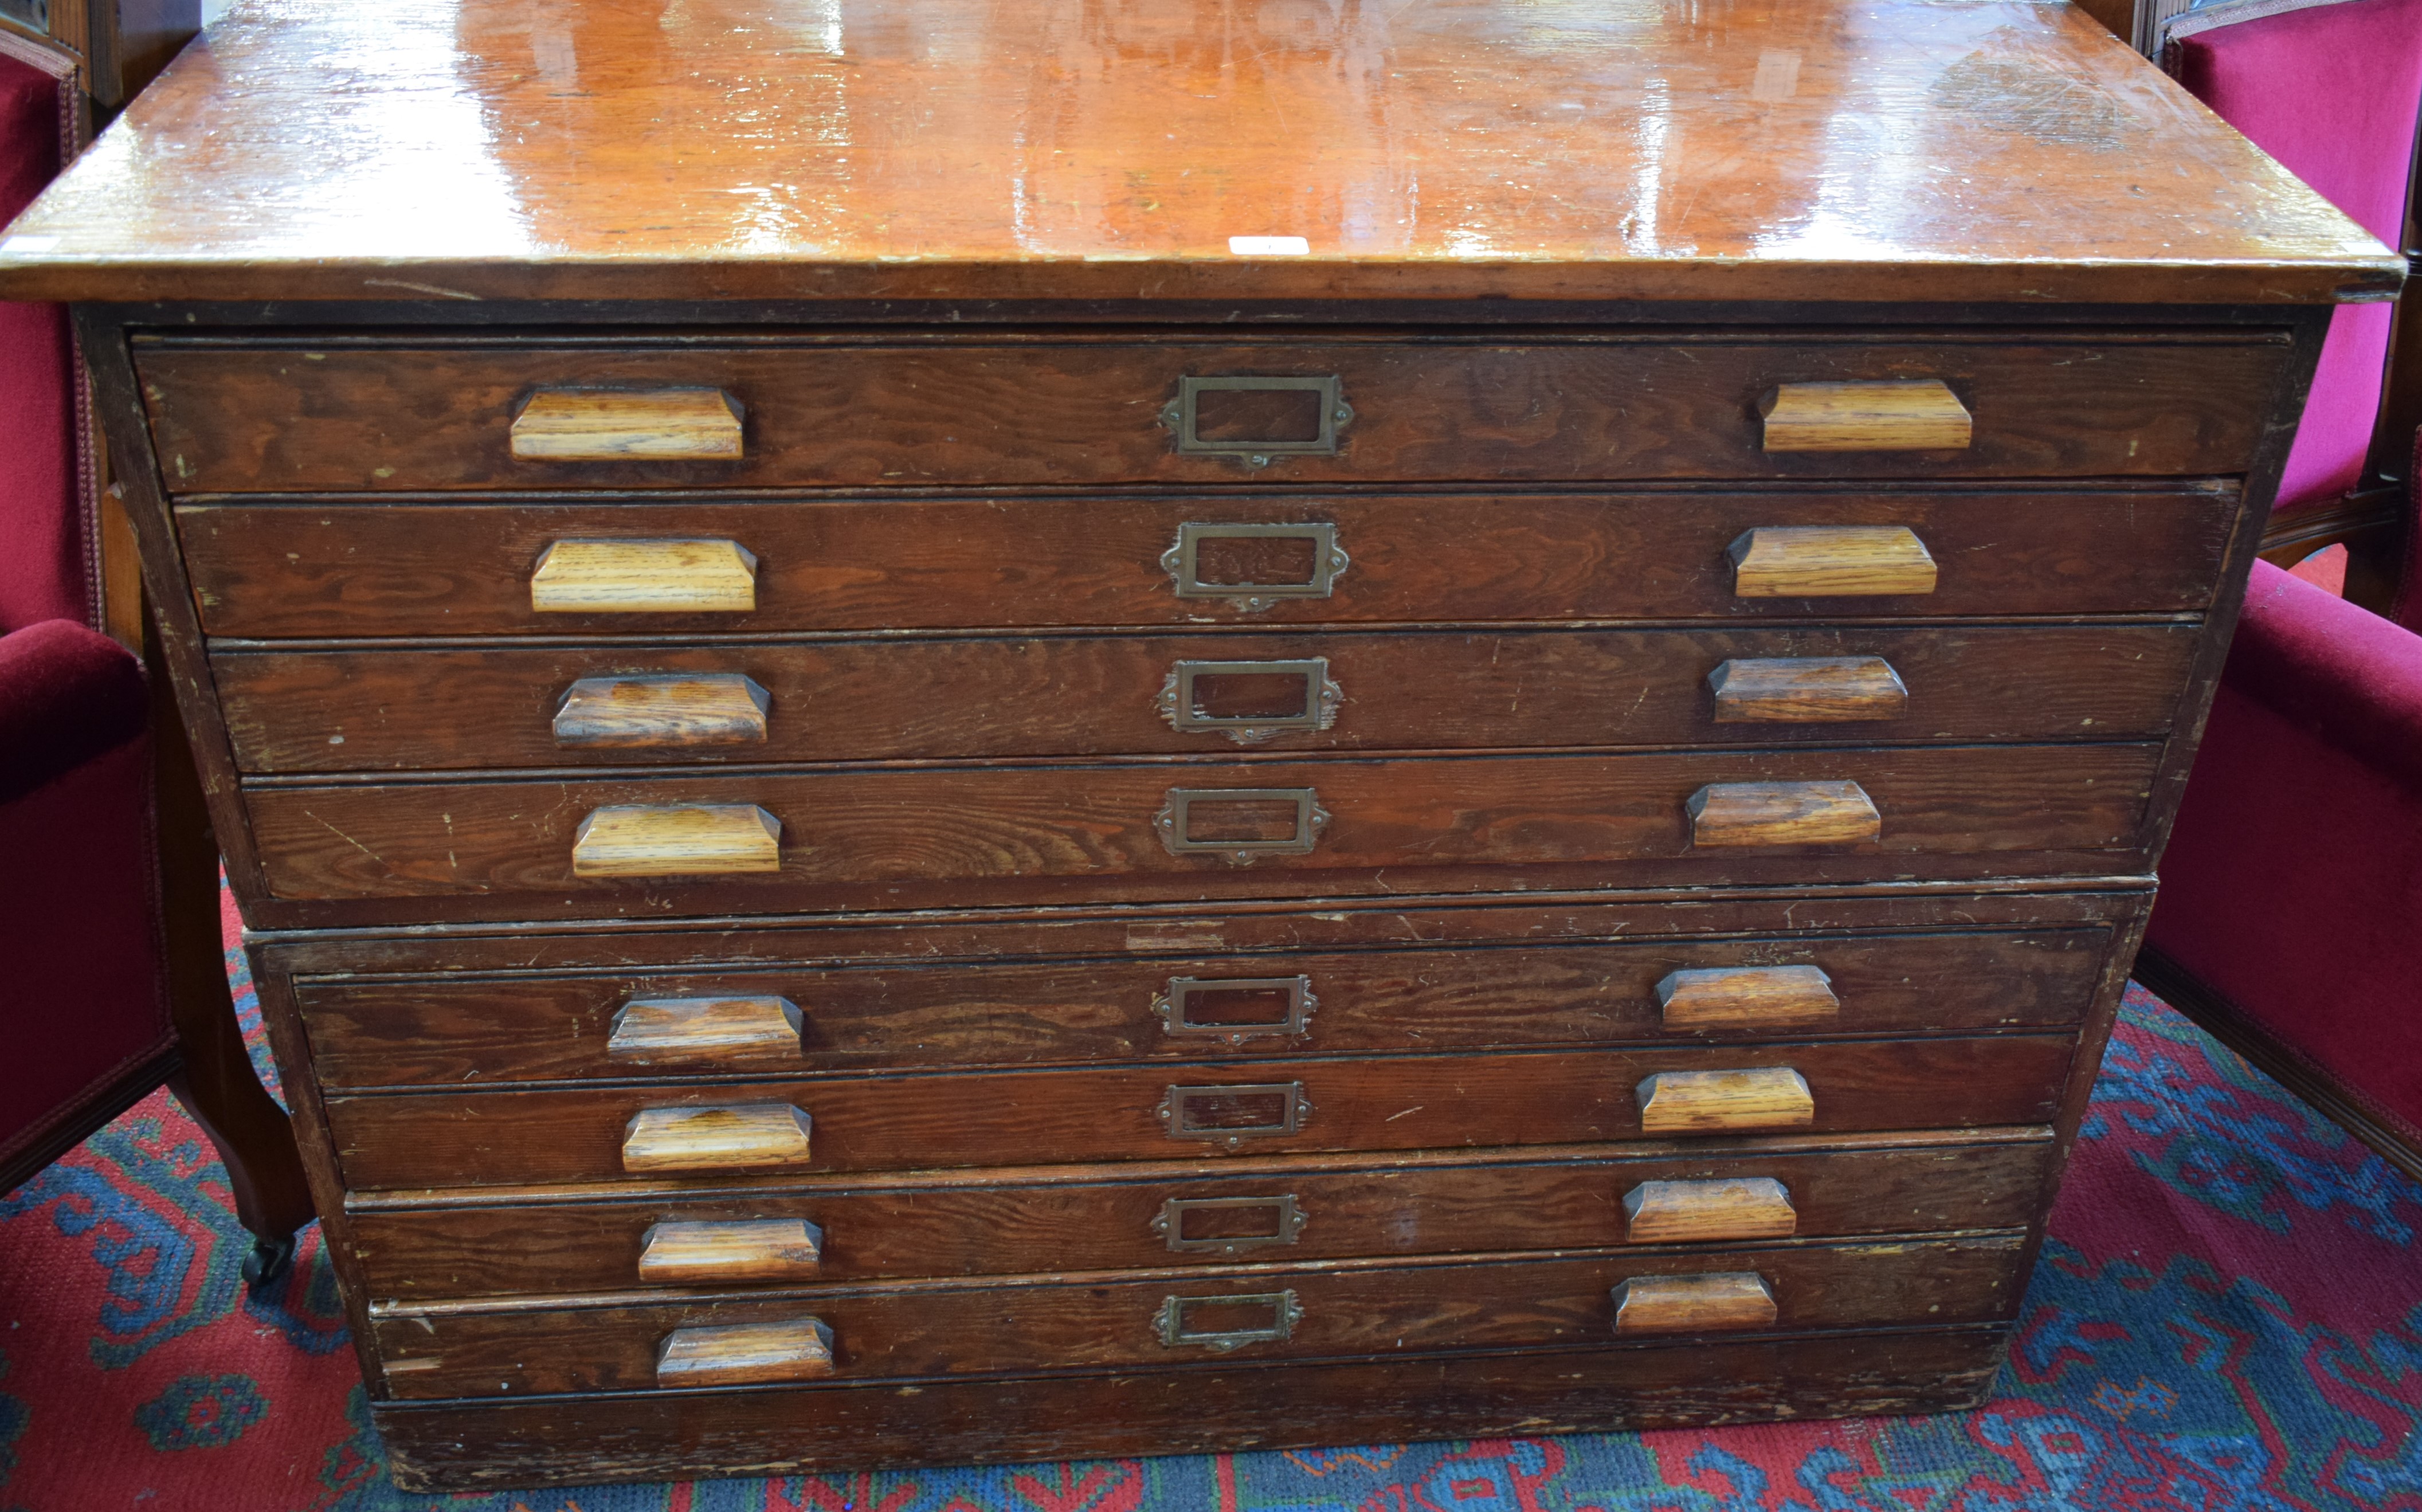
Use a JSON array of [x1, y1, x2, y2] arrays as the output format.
[[0, 620, 148, 806], [0, 52, 80, 634], [2169, 0, 2422, 516]]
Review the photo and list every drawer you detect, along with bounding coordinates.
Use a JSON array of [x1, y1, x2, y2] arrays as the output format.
[[137, 334, 2286, 495], [214, 624, 2202, 774], [344, 1132, 2054, 1299], [364, 1234, 2029, 1399], [240, 744, 2163, 918], [177, 487, 2239, 640], [322, 1036, 2076, 1189], [295, 926, 2110, 1088]]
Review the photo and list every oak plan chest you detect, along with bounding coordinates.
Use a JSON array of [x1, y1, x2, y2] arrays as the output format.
[[0, 0, 2399, 1492]]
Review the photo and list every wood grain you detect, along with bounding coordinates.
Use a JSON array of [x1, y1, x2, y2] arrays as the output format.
[[554, 675, 769, 749], [323, 1037, 2071, 1189], [343, 1134, 2055, 1299], [606, 996, 804, 1068], [366, 1236, 2023, 1398], [132, 338, 2292, 495], [569, 805, 781, 879], [296, 924, 2104, 1089], [1636, 1068, 1817, 1135], [1687, 781, 1882, 848], [637, 1220, 824, 1286], [1621, 1178, 1798, 1244], [1760, 381, 1972, 453], [1706, 658, 1907, 724], [178, 488, 2243, 640], [0, 1, 2393, 306], [368, 1328, 2015, 1489], [619, 1104, 813, 1175], [1609, 1273, 1779, 1334], [655, 1318, 833, 1388], [1729, 528, 1938, 598], [211, 625, 2200, 774], [239, 745, 2161, 922], [528, 539, 758, 614], [1656, 966, 1841, 1031], [510, 389, 743, 461]]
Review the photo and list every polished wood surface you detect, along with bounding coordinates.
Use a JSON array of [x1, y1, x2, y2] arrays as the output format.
[[528, 539, 758, 614], [654, 1318, 835, 1388], [553, 674, 771, 751], [619, 1103, 814, 1174], [607, 996, 805, 1068], [1635, 1068, 1818, 1135], [510, 389, 744, 461], [1729, 527, 1939, 598], [0, 0, 2396, 305], [1686, 779, 1884, 849], [1655, 966, 1841, 1031], [569, 804, 782, 879], [1706, 657, 1909, 724], [637, 1219, 825, 1286]]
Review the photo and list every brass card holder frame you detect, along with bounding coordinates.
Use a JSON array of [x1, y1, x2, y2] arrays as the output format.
[[1156, 1082, 1314, 1150], [1160, 375, 1353, 465], [1154, 1290, 1303, 1352], [1152, 1194, 1310, 1255], [1153, 974, 1318, 1043], [1160, 522, 1351, 612], [1154, 788, 1329, 866], [1156, 659, 1342, 745]]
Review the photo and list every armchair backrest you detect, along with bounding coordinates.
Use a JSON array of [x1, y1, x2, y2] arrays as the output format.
[[2165, 0, 2422, 517], [0, 41, 88, 637]]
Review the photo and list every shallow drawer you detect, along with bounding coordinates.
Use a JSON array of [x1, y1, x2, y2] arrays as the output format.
[[345, 1132, 2053, 1299], [295, 925, 2109, 1088], [177, 487, 2239, 640], [214, 623, 2201, 774], [322, 1036, 2076, 1189], [137, 333, 2285, 495], [365, 1234, 2029, 1399], [241, 743, 2163, 920]]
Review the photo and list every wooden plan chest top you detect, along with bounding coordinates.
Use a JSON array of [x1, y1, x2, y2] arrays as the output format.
[[0, 0, 2397, 1492]]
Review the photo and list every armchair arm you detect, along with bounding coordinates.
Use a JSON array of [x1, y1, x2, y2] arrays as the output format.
[[0, 617, 146, 805], [2222, 558, 2422, 788]]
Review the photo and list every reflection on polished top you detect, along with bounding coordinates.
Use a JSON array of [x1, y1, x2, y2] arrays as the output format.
[[0, 0, 2399, 304]]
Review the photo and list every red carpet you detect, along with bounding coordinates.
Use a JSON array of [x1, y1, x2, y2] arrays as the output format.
[[0, 892, 2416, 1510]]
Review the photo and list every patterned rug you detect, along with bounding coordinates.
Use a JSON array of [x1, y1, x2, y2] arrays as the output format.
[[2, 897, 2417, 1511]]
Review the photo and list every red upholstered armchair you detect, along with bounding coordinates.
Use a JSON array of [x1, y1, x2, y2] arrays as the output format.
[[0, 35, 312, 1282], [2135, 0, 2422, 1178]]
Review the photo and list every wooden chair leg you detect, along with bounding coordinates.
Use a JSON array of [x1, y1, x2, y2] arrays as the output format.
[[148, 621, 316, 1287]]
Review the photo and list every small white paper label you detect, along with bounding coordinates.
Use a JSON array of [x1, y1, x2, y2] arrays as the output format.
[[1228, 236, 1310, 256], [1, 235, 60, 253]]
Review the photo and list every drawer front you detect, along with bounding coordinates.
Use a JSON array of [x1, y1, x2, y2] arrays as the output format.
[[214, 624, 2201, 774], [346, 1134, 2054, 1299], [242, 745, 2162, 913], [365, 1235, 2028, 1399], [296, 926, 2110, 1088], [323, 1036, 2075, 1189], [138, 335, 2285, 495], [177, 488, 2238, 640]]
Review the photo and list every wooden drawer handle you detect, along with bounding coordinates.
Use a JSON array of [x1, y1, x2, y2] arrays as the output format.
[[572, 804, 781, 878], [1687, 780, 1879, 848], [609, 995, 804, 1066], [556, 674, 770, 747], [622, 1103, 813, 1173], [1610, 1273, 1778, 1334], [639, 1219, 825, 1285], [1727, 527, 1936, 598], [1758, 380, 1971, 452], [1707, 657, 1906, 723], [531, 539, 759, 614], [1636, 1068, 1813, 1134], [1622, 1178, 1797, 1243], [1657, 965, 1839, 1028], [512, 387, 744, 461], [656, 1318, 833, 1387]]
